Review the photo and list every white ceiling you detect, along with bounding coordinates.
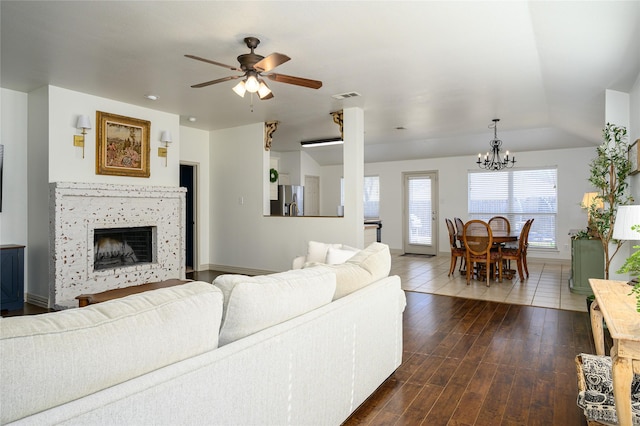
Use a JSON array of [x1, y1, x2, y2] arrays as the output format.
[[2, 1, 639, 165]]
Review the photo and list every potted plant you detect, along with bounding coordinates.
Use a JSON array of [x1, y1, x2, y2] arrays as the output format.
[[616, 224, 640, 312], [587, 123, 631, 279]]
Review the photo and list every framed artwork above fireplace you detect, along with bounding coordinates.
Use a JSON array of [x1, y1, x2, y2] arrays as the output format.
[[96, 111, 150, 177]]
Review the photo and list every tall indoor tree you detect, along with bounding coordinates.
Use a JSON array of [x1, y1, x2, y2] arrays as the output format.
[[587, 123, 631, 279]]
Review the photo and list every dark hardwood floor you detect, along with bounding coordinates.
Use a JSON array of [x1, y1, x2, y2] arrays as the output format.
[[1, 303, 52, 317], [343, 291, 595, 426]]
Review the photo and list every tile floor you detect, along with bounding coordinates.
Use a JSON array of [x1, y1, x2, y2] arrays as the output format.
[[391, 252, 588, 312]]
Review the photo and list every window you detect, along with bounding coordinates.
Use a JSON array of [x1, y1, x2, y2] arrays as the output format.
[[468, 167, 557, 249], [340, 176, 380, 219]]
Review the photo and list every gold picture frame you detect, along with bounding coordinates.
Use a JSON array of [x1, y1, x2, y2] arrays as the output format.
[[96, 111, 150, 177], [629, 139, 640, 176]]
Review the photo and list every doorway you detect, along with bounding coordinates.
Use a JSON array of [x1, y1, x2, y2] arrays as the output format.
[[403, 171, 438, 255], [304, 175, 320, 216], [180, 163, 197, 272]]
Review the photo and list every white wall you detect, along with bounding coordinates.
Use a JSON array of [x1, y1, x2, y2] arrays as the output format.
[[0, 89, 28, 246], [180, 126, 211, 271], [27, 86, 50, 303], [629, 74, 640, 204], [209, 108, 364, 272], [365, 147, 595, 260], [48, 86, 180, 186], [278, 151, 301, 185], [607, 80, 640, 280], [321, 164, 343, 217]]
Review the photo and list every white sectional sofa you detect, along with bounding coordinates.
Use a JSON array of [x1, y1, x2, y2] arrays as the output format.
[[0, 242, 405, 425]]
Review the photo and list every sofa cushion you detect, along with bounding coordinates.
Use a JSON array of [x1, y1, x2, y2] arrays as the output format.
[[346, 242, 391, 278], [0, 281, 223, 425], [214, 268, 336, 346], [326, 246, 359, 264], [305, 242, 392, 300]]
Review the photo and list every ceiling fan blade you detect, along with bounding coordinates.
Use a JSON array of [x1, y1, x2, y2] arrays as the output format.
[[265, 73, 323, 89], [190, 75, 242, 88], [185, 54, 242, 72], [254, 53, 290, 73]]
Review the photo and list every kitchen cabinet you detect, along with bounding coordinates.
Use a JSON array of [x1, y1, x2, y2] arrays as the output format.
[[569, 238, 604, 295]]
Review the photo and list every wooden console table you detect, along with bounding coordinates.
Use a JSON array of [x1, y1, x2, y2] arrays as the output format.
[[589, 278, 640, 426], [76, 279, 192, 307]]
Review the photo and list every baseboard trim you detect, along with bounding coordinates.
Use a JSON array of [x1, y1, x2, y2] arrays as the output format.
[[26, 293, 49, 309]]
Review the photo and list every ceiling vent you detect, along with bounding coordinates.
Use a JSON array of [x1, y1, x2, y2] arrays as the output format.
[[332, 92, 361, 100]]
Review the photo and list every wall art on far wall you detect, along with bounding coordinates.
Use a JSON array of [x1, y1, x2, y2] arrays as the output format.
[[96, 111, 150, 178], [628, 139, 640, 176]]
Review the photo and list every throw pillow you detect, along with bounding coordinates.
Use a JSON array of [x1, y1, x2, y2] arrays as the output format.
[[326, 246, 359, 265], [306, 240, 341, 263]]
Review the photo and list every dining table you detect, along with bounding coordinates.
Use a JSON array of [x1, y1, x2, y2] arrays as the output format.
[[456, 230, 519, 280]]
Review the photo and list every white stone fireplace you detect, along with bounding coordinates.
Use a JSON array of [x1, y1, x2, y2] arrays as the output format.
[[50, 182, 186, 309]]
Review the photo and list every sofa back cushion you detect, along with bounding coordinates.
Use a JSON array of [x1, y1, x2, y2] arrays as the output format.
[[214, 268, 336, 346], [0, 281, 223, 424], [346, 242, 391, 278], [306, 242, 392, 300]]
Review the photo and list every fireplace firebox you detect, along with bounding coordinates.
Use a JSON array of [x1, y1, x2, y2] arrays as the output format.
[[94, 226, 154, 270]]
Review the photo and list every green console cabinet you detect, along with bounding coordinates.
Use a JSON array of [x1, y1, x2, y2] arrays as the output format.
[[569, 238, 604, 295]]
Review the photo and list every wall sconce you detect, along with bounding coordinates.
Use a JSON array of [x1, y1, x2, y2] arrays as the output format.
[[158, 130, 172, 166], [74, 115, 91, 158]]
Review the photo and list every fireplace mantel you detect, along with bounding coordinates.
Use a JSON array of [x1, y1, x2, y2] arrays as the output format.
[[50, 182, 186, 309]]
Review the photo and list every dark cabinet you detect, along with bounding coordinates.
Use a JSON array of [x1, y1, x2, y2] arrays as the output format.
[[569, 238, 604, 295], [1, 245, 25, 311]]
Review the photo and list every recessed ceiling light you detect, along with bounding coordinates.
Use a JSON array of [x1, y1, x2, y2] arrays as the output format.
[[145, 94, 159, 101], [188, 117, 197, 122]]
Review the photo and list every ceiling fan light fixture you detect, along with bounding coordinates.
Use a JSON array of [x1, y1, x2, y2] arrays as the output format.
[[245, 73, 260, 93], [232, 81, 246, 97], [257, 81, 272, 99]]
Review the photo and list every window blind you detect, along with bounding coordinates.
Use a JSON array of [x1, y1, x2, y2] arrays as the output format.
[[468, 167, 558, 249]]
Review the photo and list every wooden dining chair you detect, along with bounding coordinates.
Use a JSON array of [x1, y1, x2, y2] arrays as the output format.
[[488, 216, 511, 234], [454, 217, 466, 272], [463, 220, 501, 285], [445, 218, 465, 276], [522, 218, 534, 278], [454, 217, 465, 240], [500, 219, 532, 281]]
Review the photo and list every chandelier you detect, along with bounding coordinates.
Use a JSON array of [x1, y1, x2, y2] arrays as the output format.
[[476, 118, 516, 170]]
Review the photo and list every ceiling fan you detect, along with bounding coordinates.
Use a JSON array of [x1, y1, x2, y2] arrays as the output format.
[[185, 37, 322, 100]]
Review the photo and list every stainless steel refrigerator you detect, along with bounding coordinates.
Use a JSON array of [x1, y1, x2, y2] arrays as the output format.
[[270, 185, 304, 216]]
